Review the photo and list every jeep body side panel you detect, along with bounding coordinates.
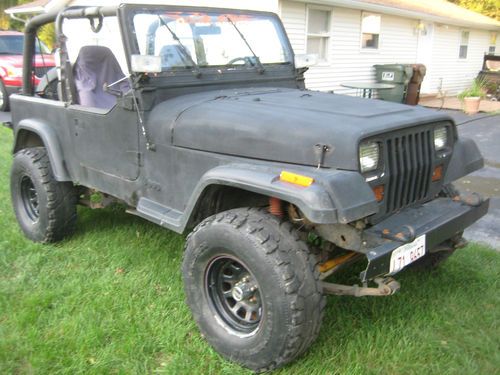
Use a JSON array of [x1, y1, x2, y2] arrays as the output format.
[[9, 94, 142, 204]]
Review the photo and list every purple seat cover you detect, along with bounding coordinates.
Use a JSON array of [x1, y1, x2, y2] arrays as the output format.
[[73, 46, 127, 109]]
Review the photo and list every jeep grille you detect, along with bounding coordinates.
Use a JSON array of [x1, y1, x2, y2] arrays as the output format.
[[385, 129, 434, 213]]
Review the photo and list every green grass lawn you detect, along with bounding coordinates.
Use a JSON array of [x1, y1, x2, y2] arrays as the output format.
[[0, 125, 499, 375]]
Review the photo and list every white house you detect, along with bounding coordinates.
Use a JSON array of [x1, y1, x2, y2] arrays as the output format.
[[6, 0, 500, 96], [278, 0, 500, 95]]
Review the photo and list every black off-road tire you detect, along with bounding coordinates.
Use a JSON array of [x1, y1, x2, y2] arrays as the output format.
[[182, 208, 325, 372], [10, 147, 77, 243], [0, 79, 9, 112]]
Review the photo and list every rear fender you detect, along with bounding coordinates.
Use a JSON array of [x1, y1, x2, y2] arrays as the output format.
[[13, 118, 71, 181]]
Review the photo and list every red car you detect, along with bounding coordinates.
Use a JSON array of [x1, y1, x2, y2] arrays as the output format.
[[0, 30, 55, 111]]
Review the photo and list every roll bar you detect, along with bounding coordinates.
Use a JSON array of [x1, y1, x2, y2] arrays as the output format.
[[22, 5, 117, 96]]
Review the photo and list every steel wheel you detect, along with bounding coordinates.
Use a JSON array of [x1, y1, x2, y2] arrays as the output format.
[[205, 255, 262, 334], [20, 175, 39, 222], [183, 208, 324, 371]]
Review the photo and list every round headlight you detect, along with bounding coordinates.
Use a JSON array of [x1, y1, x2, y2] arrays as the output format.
[[359, 141, 380, 173], [434, 126, 448, 151]]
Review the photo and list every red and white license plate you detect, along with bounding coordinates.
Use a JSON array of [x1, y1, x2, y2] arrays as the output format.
[[389, 235, 426, 274]]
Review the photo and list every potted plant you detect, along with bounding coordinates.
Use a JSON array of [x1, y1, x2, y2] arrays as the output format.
[[458, 78, 487, 115]]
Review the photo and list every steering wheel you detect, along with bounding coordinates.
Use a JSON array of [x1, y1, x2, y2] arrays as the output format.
[[226, 57, 253, 66]]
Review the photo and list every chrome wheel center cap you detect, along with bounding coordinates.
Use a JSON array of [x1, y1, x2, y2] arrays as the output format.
[[232, 279, 255, 302], [232, 286, 245, 301]]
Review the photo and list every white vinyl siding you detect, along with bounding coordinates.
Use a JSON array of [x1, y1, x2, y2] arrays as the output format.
[[424, 26, 491, 95], [280, 2, 418, 93], [280, 1, 307, 54]]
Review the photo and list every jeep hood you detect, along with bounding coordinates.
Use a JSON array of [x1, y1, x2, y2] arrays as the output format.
[[150, 88, 453, 170]]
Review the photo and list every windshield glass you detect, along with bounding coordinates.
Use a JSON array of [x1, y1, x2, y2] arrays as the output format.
[[0, 35, 50, 55], [132, 10, 292, 71]]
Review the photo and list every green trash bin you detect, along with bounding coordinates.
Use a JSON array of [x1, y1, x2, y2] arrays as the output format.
[[373, 64, 414, 103]]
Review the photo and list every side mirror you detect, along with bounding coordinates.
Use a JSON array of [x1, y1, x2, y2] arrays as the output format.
[[294, 54, 318, 69], [131, 54, 162, 73]]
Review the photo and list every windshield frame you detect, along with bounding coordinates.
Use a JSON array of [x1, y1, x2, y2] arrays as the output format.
[[118, 4, 296, 77]]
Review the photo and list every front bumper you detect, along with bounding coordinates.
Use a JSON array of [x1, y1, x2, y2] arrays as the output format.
[[359, 196, 489, 281]]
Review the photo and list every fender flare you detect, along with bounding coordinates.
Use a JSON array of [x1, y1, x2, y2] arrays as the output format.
[[182, 163, 379, 229], [13, 118, 71, 181], [444, 137, 484, 185]]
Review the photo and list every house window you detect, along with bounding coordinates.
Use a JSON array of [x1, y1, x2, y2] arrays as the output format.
[[489, 32, 497, 54], [306, 8, 331, 61], [459, 31, 469, 59], [361, 13, 381, 49]]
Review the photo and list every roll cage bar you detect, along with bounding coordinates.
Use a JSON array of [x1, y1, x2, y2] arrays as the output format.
[[22, 5, 117, 97]]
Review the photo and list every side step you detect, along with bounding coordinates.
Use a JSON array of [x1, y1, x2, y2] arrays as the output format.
[[127, 198, 184, 233]]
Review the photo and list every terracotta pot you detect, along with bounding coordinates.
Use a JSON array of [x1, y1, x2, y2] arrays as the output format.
[[463, 97, 481, 115]]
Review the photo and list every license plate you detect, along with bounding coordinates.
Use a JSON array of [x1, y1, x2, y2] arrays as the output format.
[[389, 235, 426, 274]]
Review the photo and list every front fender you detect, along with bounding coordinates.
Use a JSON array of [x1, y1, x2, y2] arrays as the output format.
[[13, 118, 71, 181], [185, 163, 379, 225], [444, 136, 484, 185]]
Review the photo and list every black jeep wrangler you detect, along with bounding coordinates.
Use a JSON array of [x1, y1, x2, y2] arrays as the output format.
[[7, 4, 488, 372]]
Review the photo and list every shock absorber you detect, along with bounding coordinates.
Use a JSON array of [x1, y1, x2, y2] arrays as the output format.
[[269, 197, 284, 217]]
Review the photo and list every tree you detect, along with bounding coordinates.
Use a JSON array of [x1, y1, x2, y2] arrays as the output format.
[[448, 0, 500, 21], [0, 0, 19, 29]]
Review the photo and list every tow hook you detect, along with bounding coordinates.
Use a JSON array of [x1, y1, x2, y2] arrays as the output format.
[[320, 277, 400, 297]]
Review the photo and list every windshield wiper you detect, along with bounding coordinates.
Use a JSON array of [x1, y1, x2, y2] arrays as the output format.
[[157, 16, 201, 78], [225, 16, 265, 74]]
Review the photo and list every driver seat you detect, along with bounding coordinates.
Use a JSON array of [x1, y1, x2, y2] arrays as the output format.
[[73, 45, 128, 109]]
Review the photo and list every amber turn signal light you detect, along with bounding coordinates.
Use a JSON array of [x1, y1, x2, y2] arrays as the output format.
[[279, 171, 314, 187], [432, 165, 443, 182], [372, 185, 385, 202]]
